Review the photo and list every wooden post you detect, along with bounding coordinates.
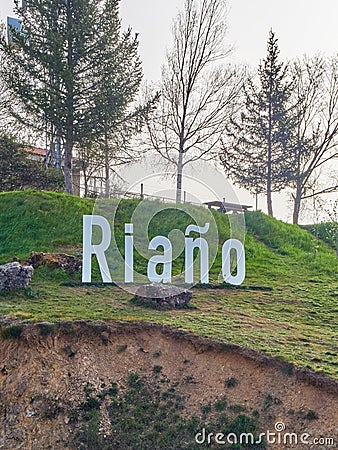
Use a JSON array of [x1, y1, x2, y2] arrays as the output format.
[[140, 183, 144, 199]]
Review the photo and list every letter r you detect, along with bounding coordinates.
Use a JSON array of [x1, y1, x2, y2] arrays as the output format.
[[82, 215, 112, 282]]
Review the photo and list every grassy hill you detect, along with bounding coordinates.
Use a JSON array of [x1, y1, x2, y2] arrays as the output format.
[[303, 222, 337, 251], [0, 190, 337, 378]]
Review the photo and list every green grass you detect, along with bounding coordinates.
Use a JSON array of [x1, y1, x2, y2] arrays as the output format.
[[0, 189, 94, 261], [303, 222, 338, 251], [0, 190, 337, 378]]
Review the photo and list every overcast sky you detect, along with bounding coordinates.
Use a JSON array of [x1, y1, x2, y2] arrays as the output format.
[[2, 0, 338, 79], [1, 0, 337, 222], [117, 0, 338, 80]]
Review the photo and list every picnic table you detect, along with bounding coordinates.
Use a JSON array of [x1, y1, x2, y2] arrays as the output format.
[[204, 200, 252, 214]]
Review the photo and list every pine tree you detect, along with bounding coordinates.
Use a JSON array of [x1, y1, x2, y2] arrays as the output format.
[[0, 0, 144, 194], [221, 30, 295, 216]]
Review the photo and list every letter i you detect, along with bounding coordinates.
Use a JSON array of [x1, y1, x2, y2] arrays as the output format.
[[124, 223, 134, 283]]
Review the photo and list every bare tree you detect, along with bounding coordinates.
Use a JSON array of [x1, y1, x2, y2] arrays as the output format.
[[145, 0, 243, 203], [290, 56, 338, 224], [78, 120, 148, 197], [78, 98, 156, 197]]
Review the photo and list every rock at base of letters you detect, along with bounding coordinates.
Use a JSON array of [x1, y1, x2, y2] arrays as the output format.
[[135, 284, 192, 309], [0, 262, 34, 291]]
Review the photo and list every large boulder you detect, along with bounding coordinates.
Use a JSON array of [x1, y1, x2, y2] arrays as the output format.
[[135, 283, 192, 309], [0, 262, 34, 291]]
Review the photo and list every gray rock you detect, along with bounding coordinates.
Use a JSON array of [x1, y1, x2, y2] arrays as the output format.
[[0, 262, 34, 291], [135, 283, 192, 308]]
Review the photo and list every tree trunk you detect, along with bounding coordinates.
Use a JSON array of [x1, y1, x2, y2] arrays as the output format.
[[83, 169, 88, 197], [64, 2, 74, 196], [267, 186, 273, 216], [104, 132, 110, 198], [176, 149, 184, 203], [267, 142, 273, 216], [64, 144, 73, 194], [105, 157, 110, 198], [292, 182, 302, 224], [267, 79, 273, 216]]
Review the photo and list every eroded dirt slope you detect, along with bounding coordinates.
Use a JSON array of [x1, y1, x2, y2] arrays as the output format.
[[0, 320, 337, 449]]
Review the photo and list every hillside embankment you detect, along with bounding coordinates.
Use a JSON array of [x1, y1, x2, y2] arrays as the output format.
[[0, 320, 337, 449]]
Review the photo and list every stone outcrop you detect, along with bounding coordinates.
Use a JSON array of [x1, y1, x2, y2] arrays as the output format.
[[28, 252, 81, 274], [0, 262, 34, 291], [135, 283, 192, 308]]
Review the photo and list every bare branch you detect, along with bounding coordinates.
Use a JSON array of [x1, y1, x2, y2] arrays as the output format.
[[145, 0, 243, 202]]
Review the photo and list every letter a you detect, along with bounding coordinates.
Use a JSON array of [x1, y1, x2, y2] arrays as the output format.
[[147, 236, 172, 283]]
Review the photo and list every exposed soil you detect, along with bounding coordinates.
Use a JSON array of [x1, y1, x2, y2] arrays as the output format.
[[0, 320, 337, 449]]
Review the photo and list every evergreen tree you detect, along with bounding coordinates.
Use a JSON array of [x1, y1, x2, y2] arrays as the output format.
[[0, 0, 144, 194], [221, 30, 295, 216]]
